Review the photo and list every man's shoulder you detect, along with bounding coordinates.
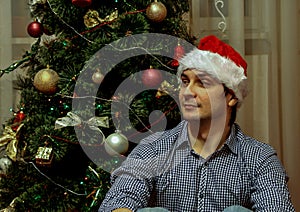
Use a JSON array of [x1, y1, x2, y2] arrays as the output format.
[[123, 121, 186, 163], [234, 123, 276, 157]]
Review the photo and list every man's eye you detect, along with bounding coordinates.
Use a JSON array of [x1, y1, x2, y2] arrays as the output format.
[[181, 79, 189, 86], [198, 80, 212, 87]]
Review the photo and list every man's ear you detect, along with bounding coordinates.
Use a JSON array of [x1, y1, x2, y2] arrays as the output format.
[[226, 92, 238, 107], [228, 97, 238, 107]]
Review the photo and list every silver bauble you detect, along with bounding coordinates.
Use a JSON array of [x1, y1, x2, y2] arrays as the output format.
[[104, 131, 129, 156], [92, 70, 104, 84], [0, 157, 12, 174]]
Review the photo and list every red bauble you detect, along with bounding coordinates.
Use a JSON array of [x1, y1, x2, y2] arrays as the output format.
[[12, 111, 26, 131], [72, 0, 92, 7], [170, 60, 179, 68], [170, 44, 185, 68], [27, 21, 44, 38], [174, 44, 185, 59], [142, 68, 163, 88]]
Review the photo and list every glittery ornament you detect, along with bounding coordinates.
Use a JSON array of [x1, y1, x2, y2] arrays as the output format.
[[33, 66, 59, 94], [35, 146, 53, 166], [12, 111, 26, 131], [83, 9, 118, 28], [84, 9, 101, 28], [156, 80, 177, 98], [104, 130, 129, 156], [27, 21, 43, 38], [146, 0, 167, 22]]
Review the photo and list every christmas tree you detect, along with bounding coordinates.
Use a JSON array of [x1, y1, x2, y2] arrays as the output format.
[[0, 0, 194, 211]]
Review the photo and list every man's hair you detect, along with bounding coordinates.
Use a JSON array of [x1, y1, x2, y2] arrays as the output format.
[[224, 86, 238, 125]]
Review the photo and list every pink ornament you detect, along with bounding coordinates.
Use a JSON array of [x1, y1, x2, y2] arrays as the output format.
[[142, 68, 163, 88]]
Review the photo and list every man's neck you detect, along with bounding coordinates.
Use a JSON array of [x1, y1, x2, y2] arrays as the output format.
[[187, 118, 231, 159]]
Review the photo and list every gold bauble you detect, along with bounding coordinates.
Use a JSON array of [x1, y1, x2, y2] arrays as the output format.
[[146, 1, 167, 22], [33, 67, 59, 94]]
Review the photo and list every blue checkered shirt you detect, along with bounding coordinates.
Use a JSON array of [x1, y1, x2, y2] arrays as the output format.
[[99, 121, 295, 211]]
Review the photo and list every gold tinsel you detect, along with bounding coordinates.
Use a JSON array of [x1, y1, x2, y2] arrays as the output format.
[[84, 9, 118, 28], [0, 124, 23, 162]]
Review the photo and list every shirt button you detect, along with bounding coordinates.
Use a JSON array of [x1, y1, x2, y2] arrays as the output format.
[[199, 193, 204, 199]]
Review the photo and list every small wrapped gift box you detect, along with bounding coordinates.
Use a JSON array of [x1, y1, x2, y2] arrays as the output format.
[[35, 146, 53, 166]]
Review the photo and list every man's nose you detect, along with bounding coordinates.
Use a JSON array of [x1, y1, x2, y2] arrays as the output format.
[[183, 84, 196, 97]]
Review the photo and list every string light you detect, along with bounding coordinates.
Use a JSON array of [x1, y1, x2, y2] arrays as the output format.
[[46, 0, 145, 44], [28, 161, 87, 196]]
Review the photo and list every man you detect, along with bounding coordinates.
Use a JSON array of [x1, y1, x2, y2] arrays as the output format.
[[99, 35, 295, 211]]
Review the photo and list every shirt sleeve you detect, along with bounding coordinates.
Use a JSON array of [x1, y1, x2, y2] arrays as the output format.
[[99, 134, 160, 212], [250, 145, 295, 211]]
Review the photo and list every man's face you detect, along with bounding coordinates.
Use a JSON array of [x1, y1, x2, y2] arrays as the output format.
[[179, 69, 227, 122]]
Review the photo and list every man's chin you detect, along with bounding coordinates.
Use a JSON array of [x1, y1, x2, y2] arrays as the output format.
[[182, 114, 203, 122]]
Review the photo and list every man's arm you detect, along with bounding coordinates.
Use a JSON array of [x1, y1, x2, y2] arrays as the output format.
[[250, 147, 295, 211], [99, 137, 159, 211], [99, 173, 153, 211]]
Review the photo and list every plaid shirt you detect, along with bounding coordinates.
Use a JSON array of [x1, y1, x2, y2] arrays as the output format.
[[99, 121, 295, 212]]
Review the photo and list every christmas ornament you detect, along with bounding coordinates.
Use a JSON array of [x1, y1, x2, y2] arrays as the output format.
[[170, 43, 185, 68], [104, 130, 129, 156], [33, 66, 59, 94], [146, 0, 167, 22], [101, 9, 118, 23], [84, 9, 101, 28], [35, 146, 53, 166], [142, 67, 163, 88], [55, 112, 109, 130], [92, 69, 104, 84], [156, 80, 177, 98], [72, 0, 92, 8], [27, 21, 44, 38], [0, 157, 12, 175], [11, 110, 26, 131], [0, 124, 23, 162]]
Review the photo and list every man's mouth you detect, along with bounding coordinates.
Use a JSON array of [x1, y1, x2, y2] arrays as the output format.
[[183, 103, 199, 109]]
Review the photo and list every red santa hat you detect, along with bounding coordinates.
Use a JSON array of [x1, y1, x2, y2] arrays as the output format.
[[178, 35, 248, 105]]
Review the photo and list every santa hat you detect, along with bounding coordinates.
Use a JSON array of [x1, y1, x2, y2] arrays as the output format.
[[177, 35, 248, 105]]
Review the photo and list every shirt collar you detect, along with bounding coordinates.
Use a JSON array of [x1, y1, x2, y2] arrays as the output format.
[[176, 121, 241, 155], [175, 120, 190, 149], [224, 123, 240, 155]]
